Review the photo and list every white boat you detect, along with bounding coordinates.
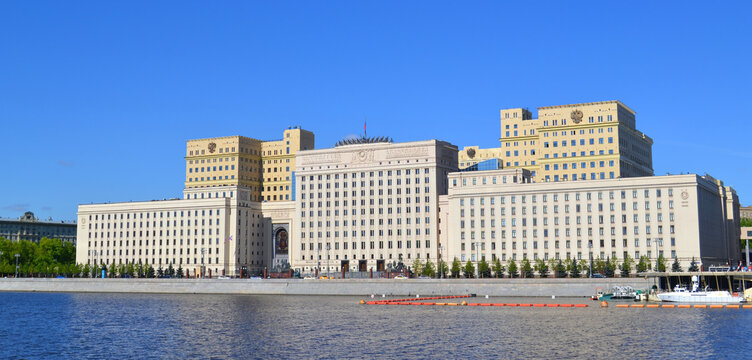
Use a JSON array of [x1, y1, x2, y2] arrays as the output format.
[[657, 276, 745, 304]]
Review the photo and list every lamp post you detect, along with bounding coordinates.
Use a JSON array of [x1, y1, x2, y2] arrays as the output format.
[[325, 244, 330, 278], [588, 243, 593, 278], [439, 245, 444, 279], [475, 241, 480, 278], [316, 244, 320, 278], [654, 239, 663, 272], [201, 248, 206, 278], [15, 253, 20, 278]]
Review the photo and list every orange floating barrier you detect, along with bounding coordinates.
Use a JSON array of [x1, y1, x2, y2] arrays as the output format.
[[533, 304, 546, 307], [726, 305, 739, 309], [743, 305, 752, 309], [436, 303, 446, 306], [467, 303, 480, 306], [519, 304, 532, 307], [646, 304, 660, 308], [506, 303, 518, 307], [574, 304, 588, 308], [615, 304, 629, 308], [662, 304, 675, 308], [447, 303, 459, 306], [694, 305, 707, 309], [493, 303, 505, 307], [560, 304, 573, 308], [480, 303, 492, 307], [631, 304, 644, 308], [547, 304, 560, 308], [677, 304, 691, 308], [709, 305, 724, 309]]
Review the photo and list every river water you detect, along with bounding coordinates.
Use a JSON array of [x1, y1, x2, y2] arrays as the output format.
[[1, 292, 750, 359]]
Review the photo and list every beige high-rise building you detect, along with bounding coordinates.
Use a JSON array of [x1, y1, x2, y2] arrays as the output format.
[[185, 127, 314, 202], [292, 137, 458, 274], [499, 101, 653, 183]]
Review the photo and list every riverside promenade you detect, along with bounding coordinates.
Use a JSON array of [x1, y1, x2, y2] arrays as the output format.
[[0, 277, 652, 297]]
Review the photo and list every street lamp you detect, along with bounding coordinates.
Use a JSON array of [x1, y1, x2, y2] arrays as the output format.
[[325, 244, 330, 278], [201, 248, 206, 278], [475, 241, 480, 278], [588, 243, 593, 278], [439, 245, 444, 279], [15, 253, 20, 278], [654, 239, 663, 272]]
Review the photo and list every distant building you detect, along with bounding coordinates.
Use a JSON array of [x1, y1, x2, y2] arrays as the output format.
[[741, 206, 752, 219], [0, 212, 77, 244]]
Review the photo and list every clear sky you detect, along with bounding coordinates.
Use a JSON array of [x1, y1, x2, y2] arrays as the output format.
[[1, 1, 750, 221]]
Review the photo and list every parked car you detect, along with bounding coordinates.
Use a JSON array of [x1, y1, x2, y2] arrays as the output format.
[[319, 276, 330, 279], [418, 275, 432, 279], [394, 275, 408, 279], [217, 276, 231, 279], [303, 276, 315, 280], [250, 276, 262, 279], [591, 273, 606, 278]]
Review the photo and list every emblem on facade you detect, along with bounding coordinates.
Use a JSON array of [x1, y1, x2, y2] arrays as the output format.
[[208, 142, 217, 153], [681, 190, 689, 200], [352, 149, 374, 163], [466, 148, 476, 158], [571, 110, 583, 124]]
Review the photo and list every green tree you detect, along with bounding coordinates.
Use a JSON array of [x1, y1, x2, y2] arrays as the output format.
[[450, 258, 462, 278], [83, 264, 91, 278], [412, 259, 423, 278], [605, 257, 617, 278], [556, 260, 567, 278], [423, 260, 436, 277], [534, 259, 549, 278], [620, 255, 634, 277], [568, 258, 580, 278], [637, 255, 650, 273], [137, 263, 145, 278], [507, 260, 519, 278], [176, 264, 184, 279], [671, 257, 682, 272], [157, 266, 164, 277], [478, 259, 491, 278], [594, 258, 606, 275], [108, 263, 117, 278], [146, 264, 155, 278], [126, 263, 136, 277], [577, 259, 589, 278], [463, 261, 475, 278], [167, 264, 175, 278], [492, 258, 505, 278], [741, 218, 752, 227], [656, 254, 667, 272], [117, 263, 126, 278], [521, 258, 534, 278], [438, 260, 449, 278], [688, 257, 699, 272]]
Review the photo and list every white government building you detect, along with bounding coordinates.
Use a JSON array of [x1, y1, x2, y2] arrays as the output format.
[[76, 136, 742, 277]]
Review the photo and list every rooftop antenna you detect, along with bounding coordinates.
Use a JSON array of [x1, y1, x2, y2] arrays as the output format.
[[364, 116, 367, 138]]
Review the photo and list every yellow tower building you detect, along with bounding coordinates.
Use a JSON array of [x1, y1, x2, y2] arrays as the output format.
[[184, 127, 314, 201], [500, 100, 653, 182]]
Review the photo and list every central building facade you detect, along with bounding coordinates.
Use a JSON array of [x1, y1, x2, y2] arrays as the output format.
[[292, 138, 458, 273]]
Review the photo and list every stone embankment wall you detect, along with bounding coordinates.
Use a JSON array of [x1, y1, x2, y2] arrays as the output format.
[[0, 278, 652, 297]]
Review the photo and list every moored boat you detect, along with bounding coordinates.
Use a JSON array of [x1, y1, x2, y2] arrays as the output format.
[[657, 276, 745, 304]]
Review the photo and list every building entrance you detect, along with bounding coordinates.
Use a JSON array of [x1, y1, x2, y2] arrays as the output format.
[[358, 260, 367, 272], [376, 260, 385, 272]]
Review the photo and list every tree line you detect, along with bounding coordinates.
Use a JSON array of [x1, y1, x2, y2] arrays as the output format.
[[0, 237, 189, 278], [411, 254, 698, 279]]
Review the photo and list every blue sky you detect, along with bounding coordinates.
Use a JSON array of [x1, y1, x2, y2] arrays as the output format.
[[1, 1, 750, 221]]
